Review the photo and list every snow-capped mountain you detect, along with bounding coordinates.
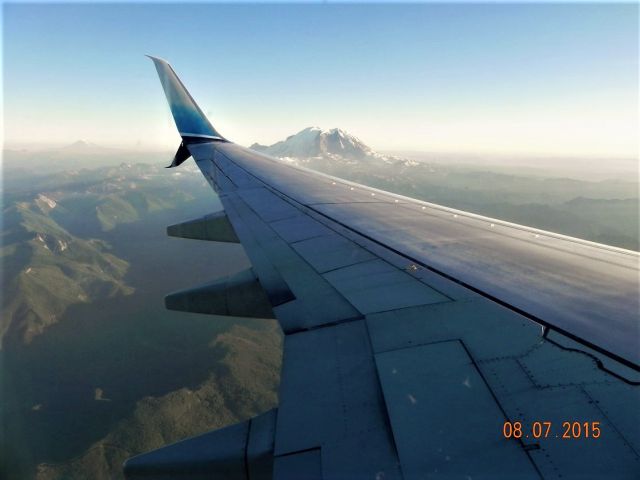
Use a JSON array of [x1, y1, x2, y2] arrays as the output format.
[[250, 127, 415, 166]]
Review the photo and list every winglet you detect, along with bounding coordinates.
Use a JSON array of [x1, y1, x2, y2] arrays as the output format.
[[147, 55, 225, 141]]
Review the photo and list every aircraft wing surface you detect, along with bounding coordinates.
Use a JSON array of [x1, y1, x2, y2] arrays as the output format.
[[124, 57, 640, 479]]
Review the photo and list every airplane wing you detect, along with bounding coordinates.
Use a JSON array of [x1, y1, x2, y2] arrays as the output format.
[[124, 57, 640, 479]]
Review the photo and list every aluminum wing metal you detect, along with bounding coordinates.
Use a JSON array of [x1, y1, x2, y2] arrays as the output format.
[[124, 57, 640, 479], [201, 141, 639, 368]]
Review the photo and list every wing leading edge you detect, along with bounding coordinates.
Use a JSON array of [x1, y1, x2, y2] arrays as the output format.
[[123, 57, 640, 479]]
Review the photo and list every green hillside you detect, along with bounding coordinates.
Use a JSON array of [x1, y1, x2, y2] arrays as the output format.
[[1, 201, 133, 346], [1, 162, 213, 347], [34, 321, 282, 480]]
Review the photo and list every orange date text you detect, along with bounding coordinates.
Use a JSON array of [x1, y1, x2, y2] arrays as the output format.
[[502, 421, 601, 439]]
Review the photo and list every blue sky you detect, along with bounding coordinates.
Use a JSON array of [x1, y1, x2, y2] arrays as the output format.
[[3, 2, 638, 157]]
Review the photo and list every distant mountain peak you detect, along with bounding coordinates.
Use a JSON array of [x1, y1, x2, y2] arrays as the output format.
[[64, 140, 92, 149], [251, 126, 389, 164], [248, 126, 422, 168], [60, 140, 116, 155]]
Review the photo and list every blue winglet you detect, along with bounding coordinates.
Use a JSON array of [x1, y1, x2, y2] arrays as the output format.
[[147, 55, 224, 141]]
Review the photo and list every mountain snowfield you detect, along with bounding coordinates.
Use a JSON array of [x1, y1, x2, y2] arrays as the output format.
[[250, 126, 418, 166]]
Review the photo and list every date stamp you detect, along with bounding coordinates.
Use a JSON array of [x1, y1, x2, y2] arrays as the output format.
[[503, 421, 601, 439]]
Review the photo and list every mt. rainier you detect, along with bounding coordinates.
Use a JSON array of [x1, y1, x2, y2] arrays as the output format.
[[250, 127, 416, 166]]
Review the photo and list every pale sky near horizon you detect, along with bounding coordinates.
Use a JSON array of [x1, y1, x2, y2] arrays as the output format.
[[3, 2, 639, 158]]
